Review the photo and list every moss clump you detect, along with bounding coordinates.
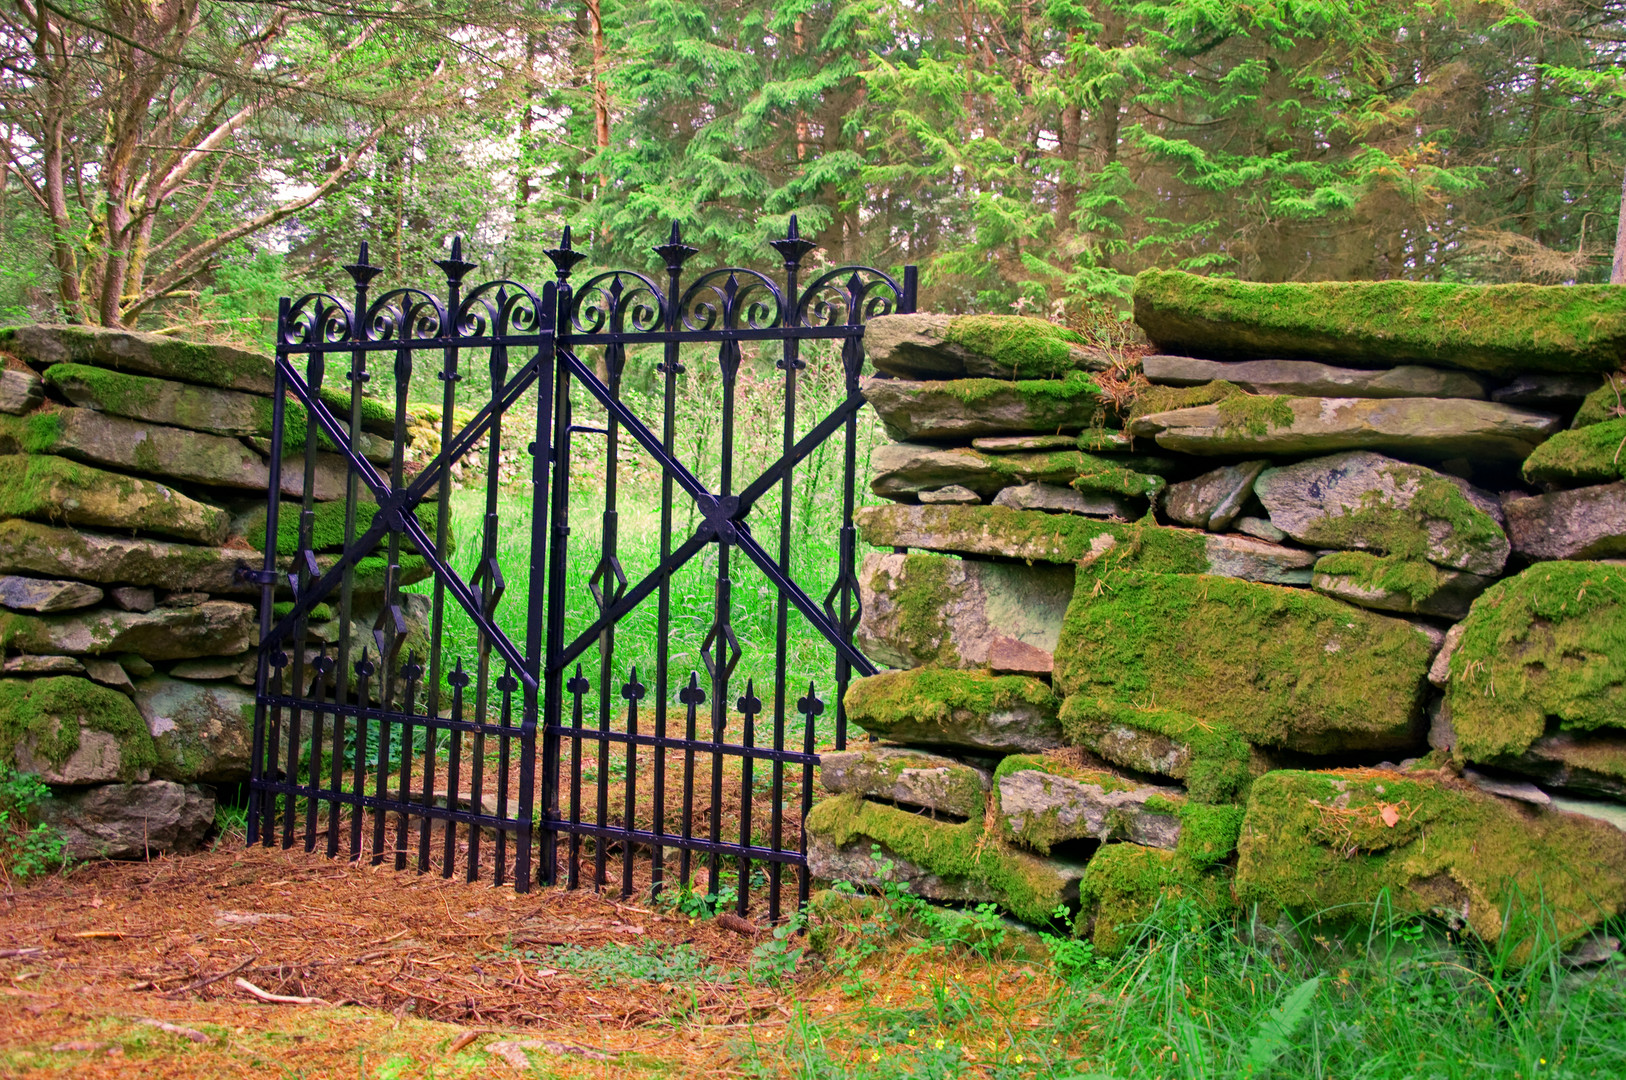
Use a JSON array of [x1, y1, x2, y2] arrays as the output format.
[[1289, 463, 1506, 575], [1055, 569, 1430, 755], [1446, 562, 1626, 762], [938, 369, 1103, 408], [1079, 844, 1234, 954], [0, 409, 65, 455], [1170, 801, 1246, 867], [845, 668, 1061, 746], [1059, 696, 1253, 803], [1214, 393, 1294, 436], [1133, 270, 1626, 376], [1235, 768, 1626, 947], [1571, 375, 1625, 429], [855, 504, 1209, 572], [1313, 551, 1445, 605], [940, 315, 1098, 380], [991, 752, 1134, 793], [1127, 380, 1245, 425], [805, 793, 1075, 924], [242, 500, 443, 556], [870, 554, 954, 666], [1521, 420, 1626, 486], [1069, 453, 1165, 498], [272, 601, 333, 621], [0, 675, 156, 780]]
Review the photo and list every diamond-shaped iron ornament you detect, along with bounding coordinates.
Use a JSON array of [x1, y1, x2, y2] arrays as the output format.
[[823, 569, 862, 635], [587, 554, 628, 612], [700, 619, 741, 681]]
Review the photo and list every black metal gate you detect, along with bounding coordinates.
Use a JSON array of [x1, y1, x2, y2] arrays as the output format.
[[247, 220, 914, 921]]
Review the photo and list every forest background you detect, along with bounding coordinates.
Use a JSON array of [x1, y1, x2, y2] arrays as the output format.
[[3, 0, 1626, 345]]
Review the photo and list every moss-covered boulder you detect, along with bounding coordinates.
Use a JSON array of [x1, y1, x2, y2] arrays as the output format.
[[1521, 420, 1626, 486], [854, 504, 1315, 584], [845, 668, 1062, 753], [1078, 844, 1235, 955], [1142, 354, 1488, 399], [1503, 483, 1626, 562], [0, 600, 256, 660], [870, 442, 1163, 502], [1129, 394, 1558, 461], [818, 746, 989, 819], [1445, 562, 1626, 763], [132, 676, 255, 783], [1235, 768, 1626, 947], [864, 313, 1112, 380], [995, 754, 1184, 854], [0, 453, 229, 544], [857, 552, 1072, 672], [861, 371, 1106, 442], [0, 675, 156, 784], [1, 323, 274, 393], [1059, 697, 1257, 803], [1132, 270, 1626, 377], [1055, 570, 1432, 755], [804, 793, 1084, 923], [1571, 375, 1624, 428], [1255, 451, 1508, 576], [1311, 552, 1491, 621]]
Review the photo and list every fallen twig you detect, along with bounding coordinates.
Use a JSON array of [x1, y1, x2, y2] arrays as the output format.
[[160, 955, 256, 999], [234, 977, 330, 1006], [446, 1029, 484, 1055], [138, 1018, 209, 1044]]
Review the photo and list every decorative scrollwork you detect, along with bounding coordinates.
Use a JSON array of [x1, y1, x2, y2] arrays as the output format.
[[282, 294, 354, 347], [569, 270, 665, 335], [458, 280, 548, 338], [795, 266, 907, 328], [679, 268, 784, 332], [364, 288, 446, 343]]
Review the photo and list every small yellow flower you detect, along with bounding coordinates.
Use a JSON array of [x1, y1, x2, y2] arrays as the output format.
[[870, 1052, 880, 1063], [934, 1039, 945, 1050], [908, 1028, 917, 1038], [1015, 1054, 1024, 1064]]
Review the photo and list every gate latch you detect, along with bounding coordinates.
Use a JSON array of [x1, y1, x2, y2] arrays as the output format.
[[234, 564, 279, 586]]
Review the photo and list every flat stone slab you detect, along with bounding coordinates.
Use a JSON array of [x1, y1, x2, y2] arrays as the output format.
[[0, 600, 257, 660], [845, 668, 1063, 754], [1255, 451, 1509, 576], [0, 574, 103, 613], [818, 747, 990, 819], [861, 372, 1104, 441], [1521, 420, 1626, 487], [1489, 731, 1626, 800], [1, 324, 273, 393], [1504, 483, 1626, 561], [0, 453, 230, 544], [864, 313, 1112, 380], [997, 758, 1183, 854], [0, 368, 44, 414], [1163, 460, 1265, 531], [918, 484, 981, 504], [1143, 355, 1487, 399], [1132, 270, 1626, 377], [870, 442, 1163, 502], [1311, 553, 1491, 620], [39, 780, 215, 859], [972, 434, 1081, 452], [167, 652, 261, 687], [3, 654, 87, 675], [1129, 395, 1560, 461], [992, 482, 1141, 518], [134, 676, 255, 783], [858, 552, 1073, 672], [856, 504, 1315, 583]]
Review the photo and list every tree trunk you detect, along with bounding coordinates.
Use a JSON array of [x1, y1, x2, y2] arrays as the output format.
[[1613, 163, 1626, 285]]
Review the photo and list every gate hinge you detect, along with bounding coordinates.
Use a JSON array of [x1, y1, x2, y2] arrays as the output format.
[[234, 564, 279, 587]]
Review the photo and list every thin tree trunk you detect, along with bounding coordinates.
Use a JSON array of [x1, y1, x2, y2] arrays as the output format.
[[1613, 163, 1626, 285]]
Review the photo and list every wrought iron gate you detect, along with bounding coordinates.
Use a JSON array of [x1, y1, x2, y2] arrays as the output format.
[[247, 220, 915, 921]]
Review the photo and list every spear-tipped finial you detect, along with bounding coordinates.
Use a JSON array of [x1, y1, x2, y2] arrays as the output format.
[[768, 213, 818, 269], [433, 234, 477, 287], [343, 240, 383, 288], [652, 218, 699, 272], [545, 224, 589, 280]]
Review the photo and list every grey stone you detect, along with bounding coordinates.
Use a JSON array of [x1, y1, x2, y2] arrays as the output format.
[[845, 669, 1064, 754], [1427, 696, 1455, 752], [1563, 936, 1620, 968], [1201, 533, 1317, 585], [3, 675, 153, 785], [168, 653, 257, 686], [972, 434, 1081, 452], [1312, 561, 1491, 620], [1076, 430, 1139, 453], [1255, 451, 1509, 575], [1129, 396, 1561, 461], [0, 600, 256, 659], [109, 586, 157, 612], [993, 482, 1141, 518], [1504, 484, 1626, 562], [819, 747, 990, 819], [858, 552, 1073, 671], [1462, 767, 1551, 806], [871, 442, 1161, 502], [134, 676, 255, 783], [1428, 623, 1466, 688], [82, 657, 134, 694], [1163, 460, 1266, 531], [1082, 722, 1193, 782], [861, 374, 1105, 441], [1143, 355, 1487, 399], [985, 637, 1055, 676], [1492, 373, 1603, 410], [119, 654, 155, 678], [863, 313, 1111, 380], [1549, 795, 1626, 835], [0, 454, 231, 545], [160, 591, 210, 608], [0, 575, 104, 613], [0, 368, 44, 414], [998, 766, 1184, 854], [1, 323, 273, 393], [918, 484, 981, 505], [39, 780, 215, 859], [3, 655, 86, 675], [15, 728, 146, 785], [1235, 516, 1286, 543], [1487, 732, 1626, 801]]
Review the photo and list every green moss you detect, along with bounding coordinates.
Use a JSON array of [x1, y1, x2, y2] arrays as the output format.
[[1069, 453, 1165, 498], [1127, 380, 1245, 425], [845, 668, 1061, 740], [1292, 465, 1505, 573], [882, 554, 954, 665], [856, 504, 1209, 572], [1133, 270, 1626, 376], [1214, 393, 1294, 436], [1079, 844, 1234, 954], [992, 752, 1134, 793], [1059, 696, 1253, 803], [1236, 768, 1626, 947], [1521, 419, 1626, 486], [0, 410, 66, 454], [1313, 551, 1445, 605], [805, 793, 1074, 924], [42, 363, 164, 416], [0, 675, 156, 780], [1572, 375, 1625, 429], [940, 315, 1097, 380], [243, 500, 443, 556], [1055, 569, 1430, 756], [938, 369, 1102, 408], [1447, 561, 1626, 762], [1172, 801, 1246, 867], [272, 601, 333, 621]]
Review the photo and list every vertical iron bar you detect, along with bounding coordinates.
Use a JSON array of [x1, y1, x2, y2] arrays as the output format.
[[494, 670, 516, 886], [262, 657, 285, 845], [371, 651, 393, 865], [250, 330, 290, 847], [304, 648, 333, 852], [395, 654, 423, 870], [707, 321, 741, 900], [519, 280, 558, 893], [678, 672, 703, 890], [567, 666, 587, 889], [737, 680, 759, 917], [621, 667, 645, 898], [350, 652, 373, 859], [798, 683, 823, 909], [285, 318, 328, 849], [470, 299, 510, 883], [443, 660, 468, 876]]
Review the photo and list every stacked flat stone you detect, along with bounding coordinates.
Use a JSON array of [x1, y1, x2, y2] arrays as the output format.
[[0, 325, 433, 860], [806, 278, 1626, 953]]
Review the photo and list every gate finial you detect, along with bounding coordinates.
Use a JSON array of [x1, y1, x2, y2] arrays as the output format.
[[545, 225, 589, 281], [434, 235, 477, 287], [343, 241, 383, 287], [769, 214, 818, 269], [653, 220, 698, 272]]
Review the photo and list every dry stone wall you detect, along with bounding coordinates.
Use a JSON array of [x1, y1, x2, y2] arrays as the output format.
[[0, 325, 438, 860], [806, 275, 1626, 952]]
